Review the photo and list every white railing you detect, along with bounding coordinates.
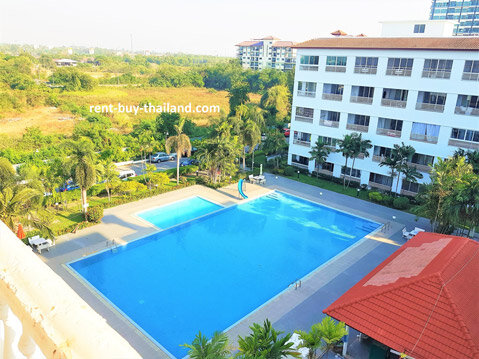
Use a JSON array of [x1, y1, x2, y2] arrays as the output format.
[[462, 72, 479, 81], [319, 119, 339, 128], [0, 221, 141, 359], [448, 139, 479, 150], [385, 68, 412, 76], [416, 102, 445, 113], [376, 128, 402, 138], [410, 133, 439, 144], [454, 106, 479, 116], [322, 93, 343, 101], [422, 70, 451, 79], [325, 66, 346, 73], [350, 96, 373, 105], [295, 115, 314, 123], [299, 65, 319, 71], [297, 90, 316, 98], [353, 66, 377, 74], [293, 139, 311, 147], [381, 98, 407, 108], [346, 123, 369, 132]]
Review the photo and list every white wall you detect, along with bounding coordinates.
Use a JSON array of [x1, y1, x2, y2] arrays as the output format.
[[380, 20, 457, 37]]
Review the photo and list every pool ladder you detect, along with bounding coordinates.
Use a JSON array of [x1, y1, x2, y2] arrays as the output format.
[[381, 222, 391, 232], [289, 280, 302, 290], [106, 239, 119, 252]]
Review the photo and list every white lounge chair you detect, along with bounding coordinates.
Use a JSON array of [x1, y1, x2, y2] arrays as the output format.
[[402, 227, 411, 239], [248, 174, 256, 183], [37, 239, 54, 254]]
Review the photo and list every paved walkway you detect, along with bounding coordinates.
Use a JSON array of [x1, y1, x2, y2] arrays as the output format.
[[40, 176, 432, 359]]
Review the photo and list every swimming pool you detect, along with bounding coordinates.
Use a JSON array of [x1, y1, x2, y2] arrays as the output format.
[[69, 191, 380, 358], [137, 196, 222, 228]]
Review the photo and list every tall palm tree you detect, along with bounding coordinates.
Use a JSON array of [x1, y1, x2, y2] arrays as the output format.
[[338, 134, 356, 188], [100, 160, 120, 202], [347, 134, 372, 188], [181, 331, 230, 359], [165, 118, 192, 184], [0, 186, 41, 231], [236, 319, 300, 359], [309, 138, 331, 178], [264, 129, 288, 169], [379, 142, 416, 194], [66, 139, 97, 219], [401, 165, 423, 194], [242, 119, 261, 171]]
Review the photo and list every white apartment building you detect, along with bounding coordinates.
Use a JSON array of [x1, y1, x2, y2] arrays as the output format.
[[288, 37, 479, 195], [236, 36, 296, 70], [380, 20, 458, 37]]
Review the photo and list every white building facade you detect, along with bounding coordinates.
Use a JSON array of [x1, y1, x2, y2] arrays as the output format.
[[380, 20, 458, 37], [288, 37, 479, 195], [236, 36, 296, 70]]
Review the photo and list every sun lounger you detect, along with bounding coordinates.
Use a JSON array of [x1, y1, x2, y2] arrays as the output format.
[[37, 239, 54, 254]]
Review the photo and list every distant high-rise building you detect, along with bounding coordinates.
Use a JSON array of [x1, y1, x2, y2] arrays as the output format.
[[235, 36, 296, 71], [430, 0, 479, 36]]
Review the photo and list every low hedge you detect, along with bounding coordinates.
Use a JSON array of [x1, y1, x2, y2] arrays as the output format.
[[393, 196, 410, 209], [369, 191, 383, 203], [86, 206, 104, 223]]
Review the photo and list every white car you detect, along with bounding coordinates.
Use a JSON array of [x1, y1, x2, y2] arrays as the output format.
[[118, 169, 136, 180]]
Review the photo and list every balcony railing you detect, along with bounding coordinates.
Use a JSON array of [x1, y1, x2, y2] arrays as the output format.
[[354, 66, 377, 74], [422, 70, 451, 79], [299, 65, 319, 71], [316, 168, 334, 176], [295, 115, 314, 123], [350, 96, 373, 105], [322, 93, 343, 101], [448, 139, 479, 150], [341, 174, 361, 183], [410, 133, 439, 144], [381, 98, 407, 108], [372, 155, 386, 163], [385, 68, 412, 76], [369, 181, 391, 191], [416, 103, 445, 113], [297, 90, 316, 98], [319, 119, 339, 128], [325, 65, 346, 73], [291, 161, 309, 169], [293, 139, 311, 147], [408, 162, 432, 173], [0, 221, 141, 359], [324, 145, 337, 152], [401, 189, 419, 197], [462, 72, 479, 81], [454, 106, 479, 116], [346, 123, 369, 132], [376, 128, 402, 138]]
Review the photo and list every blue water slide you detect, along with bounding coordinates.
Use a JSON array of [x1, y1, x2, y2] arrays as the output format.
[[238, 179, 248, 199]]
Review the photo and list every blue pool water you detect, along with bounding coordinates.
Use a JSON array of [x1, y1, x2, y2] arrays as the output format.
[[137, 196, 222, 228], [69, 192, 379, 358]]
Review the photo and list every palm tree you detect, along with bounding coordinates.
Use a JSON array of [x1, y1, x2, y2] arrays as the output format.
[[100, 160, 119, 202], [347, 134, 372, 188], [181, 331, 230, 359], [144, 164, 157, 190], [379, 142, 416, 194], [242, 119, 261, 171], [263, 129, 288, 169], [315, 317, 348, 358], [295, 324, 323, 359], [236, 319, 300, 359], [165, 118, 192, 185], [309, 138, 331, 178], [66, 139, 97, 219], [0, 186, 42, 231], [338, 134, 356, 188], [401, 165, 423, 194]]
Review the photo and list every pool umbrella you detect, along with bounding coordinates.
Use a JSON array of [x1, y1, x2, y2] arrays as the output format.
[[17, 224, 25, 240], [260, 164, 263, 176]]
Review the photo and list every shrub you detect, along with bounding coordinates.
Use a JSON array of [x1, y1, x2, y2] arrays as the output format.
[[86, 206, 104, 223], [114, 181, 147, 196], [393, 197, 410, 210], [284, 166, 295, 176], [369, 191, 383, 203], [382, 195, 394, 206], [87, 183, 106, 197]]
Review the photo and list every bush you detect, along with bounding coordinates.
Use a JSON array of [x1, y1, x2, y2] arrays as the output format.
[[369, 191, 383, 203], [284, 166, 295, 176], [393, 197, 410, 210], [86, 206, 104, 223], [87, 183, 106, 197], [382, 195, 394, 206]]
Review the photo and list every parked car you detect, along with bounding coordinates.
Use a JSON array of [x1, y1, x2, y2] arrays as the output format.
[[283, 128, 290, 137], [151, 152, 175, 162], [180, 158, 199, 167], [56, 181, 79, 192], [118, 169, 136, 180]]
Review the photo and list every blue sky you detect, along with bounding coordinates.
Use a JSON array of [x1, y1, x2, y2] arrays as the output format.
[[1, 0, 431, 56]]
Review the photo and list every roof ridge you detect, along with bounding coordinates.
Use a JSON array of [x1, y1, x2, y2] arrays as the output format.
[[327, 273, 441, 312]]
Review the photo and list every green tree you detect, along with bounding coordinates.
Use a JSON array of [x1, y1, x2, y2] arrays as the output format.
[[236, 319, 300, 359], [165, 118, 192, 184], [337, 134, 356, 188], [0, 157, 16, 190], [315, 317, 348, 358], [241, 120, 261, 170], [228, 81, 250, 115], [100, 160, 120, 202], [260, 85, 291, 124], [144, 164, 157, 190], [263, 129, 288, 169], [295, 324, 323, 359], [150, 172, 170, 188], [181, 331, 230, 359], [309, 138, 331, 178], [379, 142, 416, 194], [347, 134, 372, 188]]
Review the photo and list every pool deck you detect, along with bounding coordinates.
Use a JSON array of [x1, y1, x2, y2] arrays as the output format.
[[41, 176, 432, 359]]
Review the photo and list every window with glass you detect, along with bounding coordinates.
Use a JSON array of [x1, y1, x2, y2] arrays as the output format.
[[297, 82, 317, 96], [450, 128, 479, 143], [419, 92, 447, 105], [386, 58, 414, 76], [291, 154, 309, 165], [402, 180, 421, 193], [411, 153, 434, 166], [422, 59, 453, 78], [347, 114, 370, 126], [341, 167, 361, 178], [320, 110, 340, 122], [414, 24, 426, 33], [410, 122, 441, 142], [293, 131, 311, 142], [463, 60, 479, 80], [300, 55, 319, 65], [318, 136, 338, 147], [373, 146, 392, 157], [354, 57, 378, 74], [296, 107, 314, 118], [320, 162, 334, 172], [377, 118, 403, 131], [456, 95, 479, 109], [369, 172, 393, 186], [323, 83, 344, 95], [326, 56, 347, 66], [382, 88, 408, 101]]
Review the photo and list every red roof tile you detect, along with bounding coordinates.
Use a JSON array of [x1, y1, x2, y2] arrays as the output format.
[[324, 232, 479, 359], [331, 30, 348, 36], [272, 41, 296, 48], [235, 40, 263, 47], [293, 37, 479, 51]]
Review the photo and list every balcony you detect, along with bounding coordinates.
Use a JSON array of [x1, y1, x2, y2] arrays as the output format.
[[354, 66, 377, 74], [319, 119, 339, 128], [324, 145, 337, 152], [297, 90, 316, 98], [385, 68, 412, 76], [372, 155, 386, 163], [462, 72, 479, 81], [408, 162, 432, 173], [341, 175, 361, 183], [448, 139, 479, 150], [291, 161, 309, 169], [0, 221, 141, 359], [325, 65, 346, 73], [346, 123, 369, 132], [401, 189, 419, 197], [381, 98, 407, 108], [322, 93, 343, 101], [369, 181, 391, 191], [293, 139, 311, 147], [410, 133, 439, 144], [376, 128, 401, 138], [295, 115, 314, 123], [316, 168, 334, 176], [416, 103, 445, 113], [422, 70, 451, 79], [350, 96, 373, 105], [299, 65, 319, 71], [455, 106, 479, 116]]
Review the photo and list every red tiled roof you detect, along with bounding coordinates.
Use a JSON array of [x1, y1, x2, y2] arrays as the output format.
[[324, 232, 479, 359], [272, 41, 296, 48], [293, 37, 479, 51], [236, 40, 263, 47], [331, 30, 348, 36]]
